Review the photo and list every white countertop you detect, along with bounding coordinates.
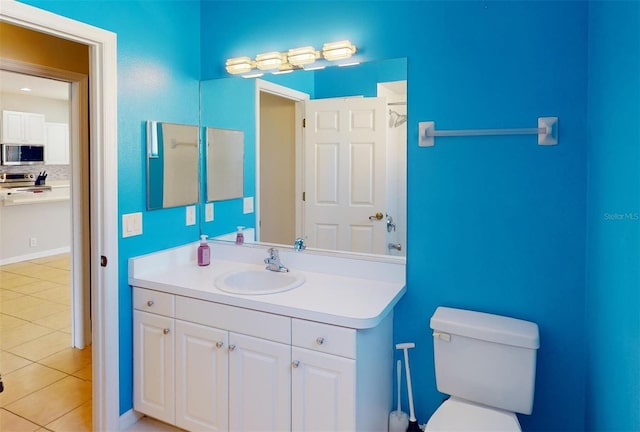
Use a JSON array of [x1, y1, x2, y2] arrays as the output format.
[[129, 241, 406, 329], [0, 180, 70, 206]]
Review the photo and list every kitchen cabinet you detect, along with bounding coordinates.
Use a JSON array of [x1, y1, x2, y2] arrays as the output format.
[[45, 122, 69, 165], [133, 286, 392, 431], [2, 110, 45, 144]]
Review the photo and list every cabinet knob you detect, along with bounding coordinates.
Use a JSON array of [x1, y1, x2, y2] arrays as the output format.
[[228, 344, 236, 352], [215, 341, 224, 349], [316, 337, 325, 345], [292, 360, 300, 368], [147, 300, 154, 307], [163, 328, 170, 335]]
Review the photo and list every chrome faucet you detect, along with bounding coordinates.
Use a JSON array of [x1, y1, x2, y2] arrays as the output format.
[[264, 248, 289, 272], [294, 237, 306, 251]]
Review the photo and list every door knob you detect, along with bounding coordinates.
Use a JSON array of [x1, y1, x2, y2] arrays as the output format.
[[369, 212, 384, 220]]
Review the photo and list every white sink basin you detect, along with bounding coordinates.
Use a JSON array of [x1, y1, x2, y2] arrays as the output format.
[[215, 269, 305, 295]]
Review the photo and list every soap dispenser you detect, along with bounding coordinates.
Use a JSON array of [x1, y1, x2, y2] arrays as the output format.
[[235, 226, 245, 245], [198, 235, 210, 266]]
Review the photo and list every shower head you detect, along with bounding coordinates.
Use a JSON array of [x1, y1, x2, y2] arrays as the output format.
[[389, 109, 407, 128]]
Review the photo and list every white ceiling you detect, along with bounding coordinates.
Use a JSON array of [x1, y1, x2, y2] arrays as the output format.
[[0, 70, 69, 100]]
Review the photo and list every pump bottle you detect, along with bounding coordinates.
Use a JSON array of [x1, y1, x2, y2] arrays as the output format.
[[235, 226, 245, 245], [198, 235, 210, 266]]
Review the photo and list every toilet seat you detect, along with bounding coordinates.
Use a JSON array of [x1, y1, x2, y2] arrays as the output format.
[[425, 397, 521, 431]]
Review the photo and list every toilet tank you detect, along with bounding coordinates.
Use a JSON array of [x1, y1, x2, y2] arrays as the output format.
[[430, 307, 539, 415]]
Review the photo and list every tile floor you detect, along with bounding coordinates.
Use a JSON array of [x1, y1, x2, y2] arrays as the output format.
[[0, 254, 93, 432]]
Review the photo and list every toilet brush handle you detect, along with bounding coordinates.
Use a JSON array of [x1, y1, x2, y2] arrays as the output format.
[[396, 359, 402, 412], [403, 348, 416, 421], [396, 343, 417, 422]]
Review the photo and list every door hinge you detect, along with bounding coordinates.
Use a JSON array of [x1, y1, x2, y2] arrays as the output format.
[[302, 118, 306, 128]]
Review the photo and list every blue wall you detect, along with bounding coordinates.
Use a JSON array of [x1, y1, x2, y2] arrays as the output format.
[[586, 1, 640, 430], [19, 0, 202, 414], [202, 2, 588, 430]]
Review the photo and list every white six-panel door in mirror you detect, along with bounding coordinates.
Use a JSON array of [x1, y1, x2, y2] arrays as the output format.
[[304, 97, 387, 254]]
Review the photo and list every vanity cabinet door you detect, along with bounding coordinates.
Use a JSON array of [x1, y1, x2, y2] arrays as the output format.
[[133, 310, 175, 425], [175, 320, 229, 431], [228, 332, 291, 432], [291, 347, 355, 432]]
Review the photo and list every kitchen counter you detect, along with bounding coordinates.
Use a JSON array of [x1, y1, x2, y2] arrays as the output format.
[[129, 241, 406, 329], [0, 180, 69, 206]]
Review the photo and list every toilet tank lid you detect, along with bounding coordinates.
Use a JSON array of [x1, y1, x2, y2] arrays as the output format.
[[430, 307, 539, 349]]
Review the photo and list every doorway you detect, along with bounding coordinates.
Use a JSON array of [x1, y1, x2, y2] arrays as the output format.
[[0, 69, 90, 348], [1, 2, 119, 430]]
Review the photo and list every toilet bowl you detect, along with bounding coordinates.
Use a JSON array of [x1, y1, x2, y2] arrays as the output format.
[[427, 307, 540, 431], [425, 397, 520, 431]]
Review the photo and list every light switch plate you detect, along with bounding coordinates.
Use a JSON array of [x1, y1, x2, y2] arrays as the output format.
[[205, 202, 214, 222], [186, 205, 196, 226], [243, 197, 254, 214], [122, 212, 143, 238]]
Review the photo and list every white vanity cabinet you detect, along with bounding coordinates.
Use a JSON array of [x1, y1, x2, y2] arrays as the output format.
[[1, 110, 45, 144], [133, 285, 393, 432], [133, 289, 175, 425], [175, 320, 228, 431], [133, 310, 175, 424], [291, 318, 392, 431]]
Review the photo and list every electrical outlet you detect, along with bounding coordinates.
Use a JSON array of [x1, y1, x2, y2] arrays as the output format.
[[205, 202, 214, 222], [186, 205, 196, 226], [29, 237, 37, 247], [243, 197, 254, 214]]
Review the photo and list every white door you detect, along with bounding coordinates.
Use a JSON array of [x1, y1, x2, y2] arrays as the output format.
[[291, 347, 356, 431], [175, 320, 229, 431], [303, 97, 387, 254], [228, 333, 291, 432], [133, 310, 175, 425]]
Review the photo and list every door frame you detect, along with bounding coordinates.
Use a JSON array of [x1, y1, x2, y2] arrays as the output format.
[[0, 1, 120, 430], [254, 79, 308, 242]]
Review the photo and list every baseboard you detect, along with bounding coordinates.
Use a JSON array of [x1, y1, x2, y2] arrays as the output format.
[[0, 246, 70, 266], [119, 409, 143, 431]]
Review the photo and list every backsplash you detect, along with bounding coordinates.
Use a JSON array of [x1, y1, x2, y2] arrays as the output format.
[[0, 164, 70, 181]]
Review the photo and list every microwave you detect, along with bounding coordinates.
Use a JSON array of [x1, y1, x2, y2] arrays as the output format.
[[1, 144, 45, 166]]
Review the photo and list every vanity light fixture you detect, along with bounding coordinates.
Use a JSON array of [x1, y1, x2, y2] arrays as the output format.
[[287, 46, 320, 66], [225, 56, 254, 75], [224, 40, 358, 76], [322, 40, 357, 61], [255, 51, 285, 71]]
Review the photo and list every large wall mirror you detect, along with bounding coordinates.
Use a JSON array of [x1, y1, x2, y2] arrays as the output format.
[[200, 58, 407, 257], [146, 121, 199, 210]]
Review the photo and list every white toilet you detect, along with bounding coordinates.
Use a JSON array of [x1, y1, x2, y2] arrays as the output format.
[[425, 306, 540, 431]]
